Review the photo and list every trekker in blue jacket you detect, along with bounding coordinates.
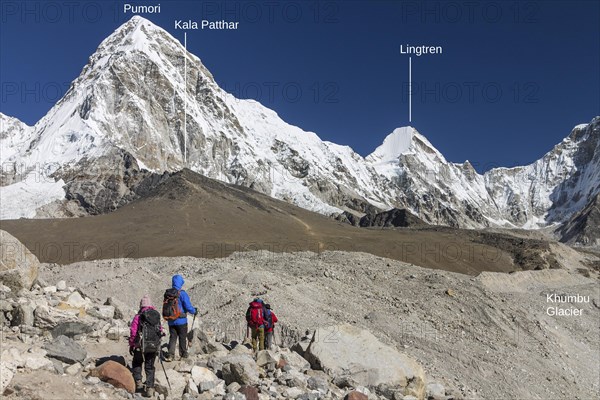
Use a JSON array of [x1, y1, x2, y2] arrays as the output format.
[[164, 274, 197, 361]]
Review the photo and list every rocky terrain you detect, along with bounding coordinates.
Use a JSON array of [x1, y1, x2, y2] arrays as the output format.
[[1, 16, 599, 241], [1, 230, 599, 400]]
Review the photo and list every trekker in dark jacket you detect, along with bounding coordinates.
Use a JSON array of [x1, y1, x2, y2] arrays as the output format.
[[165, 275, 197, 361], [130, 295, 163, 397], [264, 303, 278, 349]]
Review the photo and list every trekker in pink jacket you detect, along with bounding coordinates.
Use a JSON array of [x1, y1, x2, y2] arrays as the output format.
[[129, 295, 163, 398]]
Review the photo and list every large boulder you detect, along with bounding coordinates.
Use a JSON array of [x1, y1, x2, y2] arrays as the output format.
[[193, 329, 226, 354], [43, 335, 87, 364], [51, 321, 94, 338], [33, 305, 78, 330], [304, 325, 425, 399], [0, 230, 39, 292], [89, 360, 135, 393], [222, 355, 260, 386], [191, 366, 220, 392]]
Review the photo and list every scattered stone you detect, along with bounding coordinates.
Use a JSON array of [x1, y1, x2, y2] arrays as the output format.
[[88, 305, 115, 320], [24, 352, 54, 371], [345, 390, 368, 400], [104, 297, 128, 320], [227, 382, 242, 393], [426, 382, 446, 400], [155, 368, 187, 398], [191, 365, 219, 391], [222, 356, 260, 386], [33, 305, 77, 330], [43, 335, 87, 364], [89, 360, 135, 393], [285, 387, 304, 398], [194, 329, 226, 354], [51, 321, 93, 338], [43, 286, 57, 294], [56, 281, 67, 291], [12, 303, 34, 327], [62, 291, 90, 309], [65, 362, 82, 375], [256, 350, 278, 368], [238, 385, 259, 400], [0, 362, 14, 394]]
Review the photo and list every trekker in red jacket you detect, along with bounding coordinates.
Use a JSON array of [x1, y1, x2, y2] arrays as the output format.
[[264, 303, 278, 349]]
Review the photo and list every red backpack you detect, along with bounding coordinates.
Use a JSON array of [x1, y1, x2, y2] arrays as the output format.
[[246, 301, 264, 328]]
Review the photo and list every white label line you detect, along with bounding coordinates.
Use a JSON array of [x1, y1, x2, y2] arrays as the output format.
[[184, 32, 187, 165], [409, 56, 412, 123]]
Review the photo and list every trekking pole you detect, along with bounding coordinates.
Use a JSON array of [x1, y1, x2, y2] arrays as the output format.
[[187, 313, 197, 345], [159, 352, 172, 391]]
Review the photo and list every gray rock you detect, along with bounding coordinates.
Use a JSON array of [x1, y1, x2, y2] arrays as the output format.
[[426, 382, 446, 400], [226, 382, 242, 393], [222, 355, 260, 386], [194, 329, 225, 354], [88, 305, 115, 320], [51, 321, 94, 338], [307, 375, 329, 395], [155, 368, 187, 398], [11, 303, 34, 327], [304, 324, 425, 398], [43, 335, 87, 364], [191, 365, 219, 392], [0, 230, 40, 292], [33, 305, 78, 330], [0, 361, 14, 394], [0, 299, 13, 312]]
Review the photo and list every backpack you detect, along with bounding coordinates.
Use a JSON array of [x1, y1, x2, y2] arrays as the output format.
[[246, 302, 264, 328], [263, 308, 273, 330], [137, 309, 162, 353], [162, 289, 182, 321]]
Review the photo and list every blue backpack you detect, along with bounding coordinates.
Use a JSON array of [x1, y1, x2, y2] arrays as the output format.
[[263, 308, 273, 330]]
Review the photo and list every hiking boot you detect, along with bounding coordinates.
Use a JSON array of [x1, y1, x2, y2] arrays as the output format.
[[181, 352, 189, 359], [135, 380, 144, 392], [143, 387, 155, 398], [163, 354, 174, 362]]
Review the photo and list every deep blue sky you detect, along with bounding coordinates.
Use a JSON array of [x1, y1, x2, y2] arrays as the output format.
[[1, 1, 598, 172]]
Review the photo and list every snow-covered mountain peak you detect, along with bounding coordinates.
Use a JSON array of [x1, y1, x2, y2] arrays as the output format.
[[366, 125, 447, 166], [367, 127, 415, 164]]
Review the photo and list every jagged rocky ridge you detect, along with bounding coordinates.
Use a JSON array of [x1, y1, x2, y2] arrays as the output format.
[[1, 16, 598, 236]]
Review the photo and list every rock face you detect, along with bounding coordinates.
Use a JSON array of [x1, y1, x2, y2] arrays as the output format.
[[358, 208, 425, 228], [43, 335, 87, 364], [0, 16, 598, 234], [557, 193, 600, 246], [305, 324, 425, 398], [89, 360, 135, 393], [0, 230, 39, 292]]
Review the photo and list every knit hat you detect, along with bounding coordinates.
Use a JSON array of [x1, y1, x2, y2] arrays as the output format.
[[140, 294, 152, 308]]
